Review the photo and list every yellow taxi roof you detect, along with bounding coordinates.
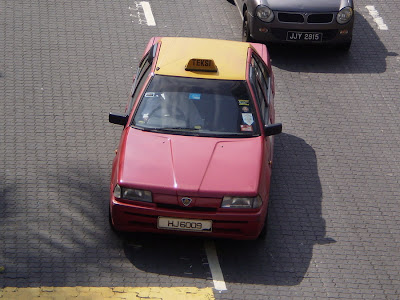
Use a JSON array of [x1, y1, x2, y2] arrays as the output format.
[[155, 37, 251, 80]]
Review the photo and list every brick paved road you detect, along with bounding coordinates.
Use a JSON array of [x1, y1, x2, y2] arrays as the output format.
[[1, 0, 399, 299]]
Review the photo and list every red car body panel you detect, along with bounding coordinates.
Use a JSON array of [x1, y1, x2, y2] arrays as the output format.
[[117, 129, 263, 196], [109, 37, 279, 240]]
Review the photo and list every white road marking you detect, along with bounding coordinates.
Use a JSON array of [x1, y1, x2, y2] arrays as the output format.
[[366, 6, 388, 30], [140, 1, 156, 26], [205, 240, 227, 291]]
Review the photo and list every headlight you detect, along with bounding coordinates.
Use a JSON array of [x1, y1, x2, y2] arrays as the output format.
[[256, 5, 274, 23], [113, 184, 152, 202], [221, 196, 262, 209], [337, 7, 353, 24]]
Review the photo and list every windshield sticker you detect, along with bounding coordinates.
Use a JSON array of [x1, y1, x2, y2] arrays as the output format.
[[238, 99, 249, 106], [189, 93, 201, 100], [240, 125, 253, 132], [241, 106, 249, 112], [145, 92, 155, 97], [242, 113, 254, 125]]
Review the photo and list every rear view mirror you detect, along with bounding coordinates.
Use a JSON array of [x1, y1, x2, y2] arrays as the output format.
[[109, 113, 128, 126], [264, 123, 282, 137]]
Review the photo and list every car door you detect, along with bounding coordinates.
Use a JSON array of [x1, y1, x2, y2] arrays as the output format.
[[248, 52, 274, 198]]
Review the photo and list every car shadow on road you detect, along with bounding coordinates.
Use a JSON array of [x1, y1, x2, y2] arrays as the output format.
[[122, 234, 212, 280], [214, 133, 333, 286], [268, 11, 397, 74], [123, 133, 333, 286]]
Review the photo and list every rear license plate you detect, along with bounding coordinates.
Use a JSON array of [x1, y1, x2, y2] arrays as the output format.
[[287, 31, 322, 42], [158, 217, 212, 232]]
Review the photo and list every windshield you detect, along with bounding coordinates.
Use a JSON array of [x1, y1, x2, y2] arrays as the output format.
[[132, 75, 259, 137]]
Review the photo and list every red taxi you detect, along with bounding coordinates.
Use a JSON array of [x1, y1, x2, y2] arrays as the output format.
[[109, 37, 282, 239]]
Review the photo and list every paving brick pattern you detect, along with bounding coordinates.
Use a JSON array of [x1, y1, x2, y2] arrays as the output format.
[[1, 0, 399, 299]]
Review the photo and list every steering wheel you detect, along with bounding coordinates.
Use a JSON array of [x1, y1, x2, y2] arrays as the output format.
[[146, 106, 187, 124]]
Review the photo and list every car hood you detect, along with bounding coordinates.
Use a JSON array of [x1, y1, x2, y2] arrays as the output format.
[[117, 128, 263, 197], [266, 0, 352, 12]]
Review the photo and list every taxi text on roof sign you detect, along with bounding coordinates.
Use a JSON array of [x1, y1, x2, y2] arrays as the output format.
[[185, 59, 218, 72]]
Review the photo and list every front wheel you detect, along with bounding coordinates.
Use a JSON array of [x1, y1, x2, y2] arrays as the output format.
[[336, 39, 352, 52], [242, 12, 253, 42], [109, 206, 119, 233], [257, 206, 269, 240]]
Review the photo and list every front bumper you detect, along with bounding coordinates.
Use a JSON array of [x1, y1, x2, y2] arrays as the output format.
[[249, 11, 354, 45], [110, 196, 268, 240]]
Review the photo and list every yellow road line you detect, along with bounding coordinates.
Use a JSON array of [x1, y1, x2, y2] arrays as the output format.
[[0, 287, 215, 300]]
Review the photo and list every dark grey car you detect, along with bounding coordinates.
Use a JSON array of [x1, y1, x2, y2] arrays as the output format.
[[234, 0, 354, 50]]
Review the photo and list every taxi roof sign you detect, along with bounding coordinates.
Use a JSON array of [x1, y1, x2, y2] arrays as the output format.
[[155, 38, 250, 80], [185, 58, 218, 72]]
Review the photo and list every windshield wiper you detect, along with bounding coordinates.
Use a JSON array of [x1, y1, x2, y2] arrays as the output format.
[[133, 125, 200, 133], [157, 127, 200, 131], [133, 126, 257, 137], [132, 125, 155, 131]]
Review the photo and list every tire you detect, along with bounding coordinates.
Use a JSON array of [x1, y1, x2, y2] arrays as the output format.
[[108, 206, 119, 233], [337, 39, 352, 52], [257, 207, 269, 240], [242, 11, 253, 42], [109, 207, 130, 240]]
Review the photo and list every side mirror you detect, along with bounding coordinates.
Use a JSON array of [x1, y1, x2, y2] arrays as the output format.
[[264, 123, 282, 137], [109, 113, 128, 126]]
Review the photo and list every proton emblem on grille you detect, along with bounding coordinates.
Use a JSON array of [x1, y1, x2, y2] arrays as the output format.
[[181, 197, 192, 206]]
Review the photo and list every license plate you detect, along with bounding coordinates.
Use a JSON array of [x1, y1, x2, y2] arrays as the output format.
[[287, 31, 322, 42], [157, 217, 212, 232]]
